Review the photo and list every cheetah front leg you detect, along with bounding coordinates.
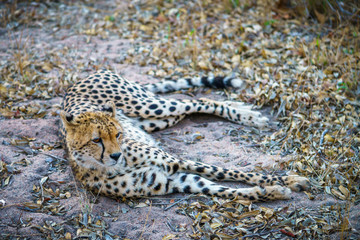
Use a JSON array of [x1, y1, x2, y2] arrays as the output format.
[[169, 160, 310, 192], [168, 172, 291, 201]]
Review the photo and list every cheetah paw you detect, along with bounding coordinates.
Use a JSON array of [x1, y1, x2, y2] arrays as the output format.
[[250, 115, 269, 128], [224, 101, 269, 128], [267, 185, 292, 200], [284, 175, 311, 192]]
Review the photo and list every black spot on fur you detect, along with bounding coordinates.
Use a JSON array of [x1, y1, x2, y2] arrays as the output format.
[[154, 109, 163, 115], [172, 164, 179, 173], [217, 172, 225, 180], [149, 104, 158, 109], [180, 174, 187, 183], [213, 76, 226, 88], [196, 167, 205, 173], [154, 183, 162, 191], [141, 173, 147, 184], [183, 185, 191, 193], [148, 173, 156, 186], [202, 188, 210, 194], [201, 76, 211, 87]]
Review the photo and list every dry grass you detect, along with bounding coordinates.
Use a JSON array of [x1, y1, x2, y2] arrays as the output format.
[[277, 0, 360, 26]]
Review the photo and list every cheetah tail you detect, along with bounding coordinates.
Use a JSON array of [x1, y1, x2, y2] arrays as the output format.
[[142, 73, 245, 93]]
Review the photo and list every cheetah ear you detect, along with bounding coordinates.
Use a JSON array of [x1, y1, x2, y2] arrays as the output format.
[[60, 111, 77, 128], [101, 101, 116, 118]]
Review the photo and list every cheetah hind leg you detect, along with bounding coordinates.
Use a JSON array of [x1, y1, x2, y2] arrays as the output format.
[[198, 98, 269, 128], [169, 173, 291, 201]]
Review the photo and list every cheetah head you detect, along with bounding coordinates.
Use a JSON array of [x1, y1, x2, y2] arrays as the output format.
[[60, 102, 124, 168]]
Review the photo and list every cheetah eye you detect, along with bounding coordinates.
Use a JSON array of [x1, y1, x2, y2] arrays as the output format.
[[92, 137, 102, 143], [116, 132, 122, 138]]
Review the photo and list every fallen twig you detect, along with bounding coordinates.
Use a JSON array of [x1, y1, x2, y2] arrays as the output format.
[[164, 194, 194, 211]]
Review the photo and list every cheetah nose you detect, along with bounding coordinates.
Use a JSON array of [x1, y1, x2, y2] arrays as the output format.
[[110, 152, 122, 161]]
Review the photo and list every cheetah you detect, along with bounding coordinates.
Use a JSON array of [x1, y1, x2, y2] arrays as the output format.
[[60, 70, 310, 201]]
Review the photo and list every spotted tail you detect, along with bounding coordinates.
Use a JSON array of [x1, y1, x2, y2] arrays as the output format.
[[142, 74, 245, 93]]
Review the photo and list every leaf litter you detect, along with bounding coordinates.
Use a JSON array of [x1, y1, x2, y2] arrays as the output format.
[[0, 0, 359, 239]]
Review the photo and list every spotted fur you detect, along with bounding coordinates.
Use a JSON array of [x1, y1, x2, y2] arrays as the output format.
[[61, 70, 310, 201], [142, 73, 245, 93]]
